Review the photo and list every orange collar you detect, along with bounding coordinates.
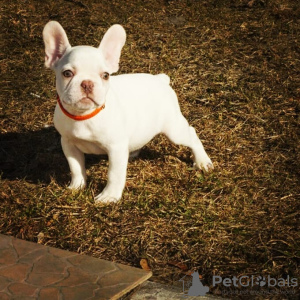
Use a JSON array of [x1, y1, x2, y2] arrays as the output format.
[[57, 95, 105, 121]]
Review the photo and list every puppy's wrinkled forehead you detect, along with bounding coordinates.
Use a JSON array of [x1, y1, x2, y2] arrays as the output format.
[[60, 46, 106, 72]]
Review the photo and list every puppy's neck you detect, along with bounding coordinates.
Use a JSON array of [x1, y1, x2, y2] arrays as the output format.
[[57, 95, 105, 121]]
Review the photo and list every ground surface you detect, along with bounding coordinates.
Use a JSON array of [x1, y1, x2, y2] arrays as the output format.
[[1, 0, 299, 298]]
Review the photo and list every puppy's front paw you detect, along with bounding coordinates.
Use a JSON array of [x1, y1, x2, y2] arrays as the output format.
[[94, 192, 120, 204], [68, 178, 86, 190], [194, 156, 214, 172]]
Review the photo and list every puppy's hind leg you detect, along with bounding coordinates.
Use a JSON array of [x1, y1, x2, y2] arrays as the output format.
[[163, 115, 213, 172]]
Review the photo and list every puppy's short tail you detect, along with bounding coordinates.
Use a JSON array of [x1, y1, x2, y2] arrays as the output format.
[[155, 73, 170, 85]]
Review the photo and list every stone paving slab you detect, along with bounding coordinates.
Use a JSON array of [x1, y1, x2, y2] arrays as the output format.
[[0, 234, 152, 299]]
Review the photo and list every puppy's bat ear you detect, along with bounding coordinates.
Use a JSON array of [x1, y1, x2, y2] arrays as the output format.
[[43, 21, 71, 69], [99, 24, 126, 74]]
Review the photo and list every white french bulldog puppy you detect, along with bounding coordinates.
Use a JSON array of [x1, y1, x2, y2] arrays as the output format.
[[43, 21, 213, 203]]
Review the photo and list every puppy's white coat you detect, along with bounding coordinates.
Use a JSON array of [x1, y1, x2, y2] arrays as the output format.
[[43, 21, 213, 203]]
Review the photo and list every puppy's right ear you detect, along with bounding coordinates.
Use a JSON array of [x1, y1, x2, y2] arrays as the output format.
[[43, 21, 71, 68]]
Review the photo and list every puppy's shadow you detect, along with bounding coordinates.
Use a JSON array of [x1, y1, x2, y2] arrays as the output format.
[[77, 145, 165, 170], [0, 127, 164, 185], [0, 127, 68, 184]]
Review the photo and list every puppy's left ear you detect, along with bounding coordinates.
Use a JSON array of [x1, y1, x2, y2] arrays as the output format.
[[99, 24, 126, 74]]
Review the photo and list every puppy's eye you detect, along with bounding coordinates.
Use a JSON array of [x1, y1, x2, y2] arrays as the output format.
[[101, 72, 110, 80], [62, 70, 74, 78]]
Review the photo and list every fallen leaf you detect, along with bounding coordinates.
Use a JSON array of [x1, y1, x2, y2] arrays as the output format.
[[168, 261, 189, 271], [1, 192, 9, 199], [140, 258, 151, 271], [37, 232, 44, 244]]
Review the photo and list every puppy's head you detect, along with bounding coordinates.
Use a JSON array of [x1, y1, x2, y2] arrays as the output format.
[[43, 21, 126, 112]]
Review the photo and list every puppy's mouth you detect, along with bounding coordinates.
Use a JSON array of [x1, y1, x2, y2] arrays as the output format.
[[79, 97, 99, 107], [63, 96, 100, 111]]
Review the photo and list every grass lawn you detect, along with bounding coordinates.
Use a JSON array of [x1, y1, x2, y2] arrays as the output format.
[[1, 0, 299, 297]]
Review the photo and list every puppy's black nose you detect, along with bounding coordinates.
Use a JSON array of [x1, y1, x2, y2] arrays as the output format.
[[81, 80, 94, 94]]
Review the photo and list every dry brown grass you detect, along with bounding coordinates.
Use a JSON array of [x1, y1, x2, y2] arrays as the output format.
[[1, 0, 299, 298]]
